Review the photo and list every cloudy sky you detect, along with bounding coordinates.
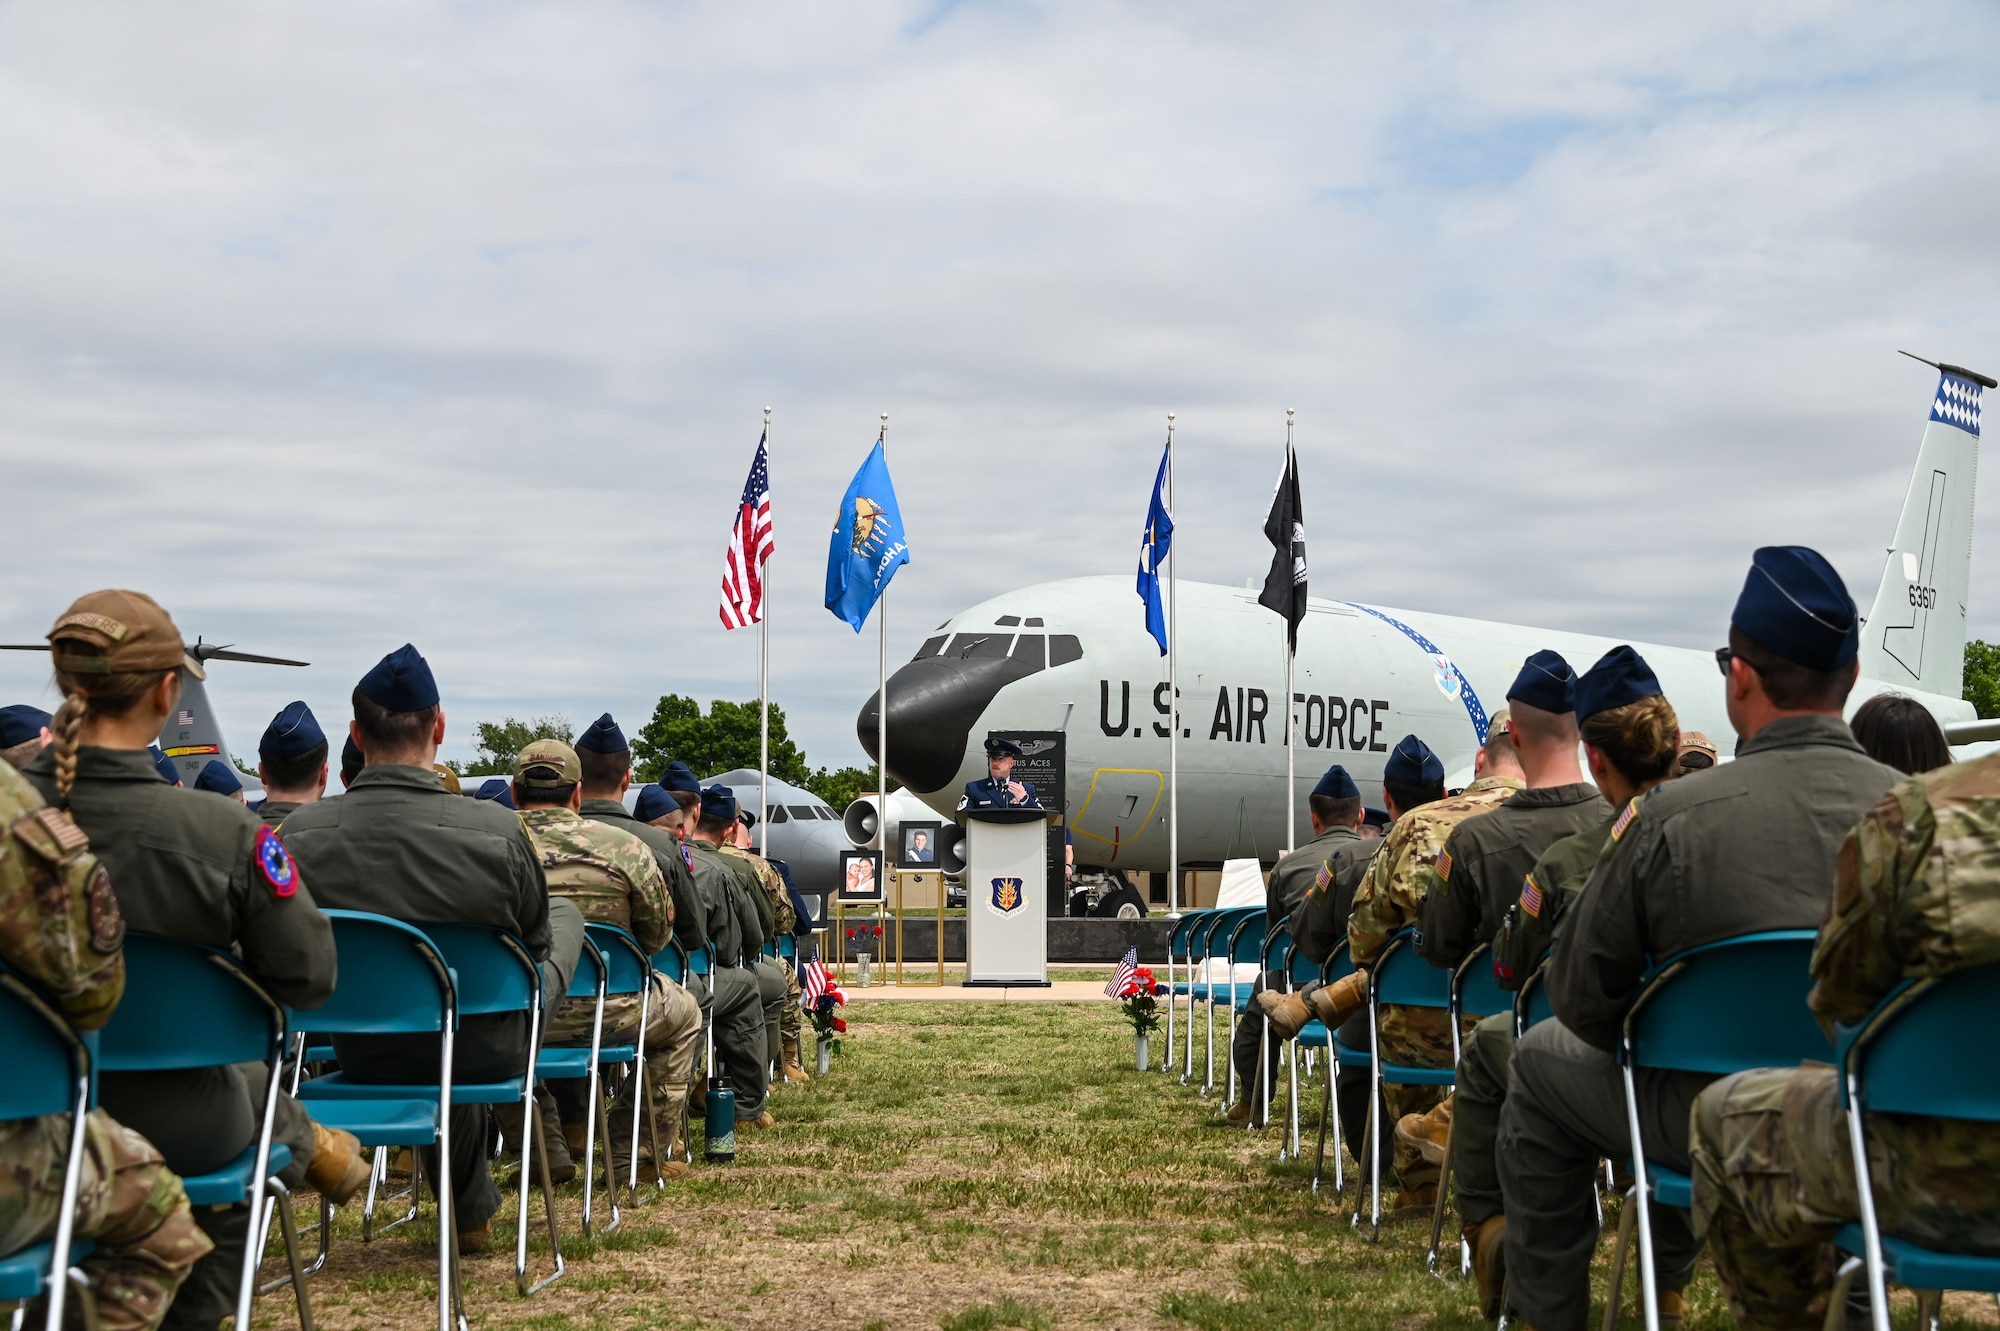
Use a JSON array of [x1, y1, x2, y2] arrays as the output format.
[[3, 2, 1998, 771]]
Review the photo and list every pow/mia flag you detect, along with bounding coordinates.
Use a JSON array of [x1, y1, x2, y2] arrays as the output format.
[[1258, 442, 1306, 650]]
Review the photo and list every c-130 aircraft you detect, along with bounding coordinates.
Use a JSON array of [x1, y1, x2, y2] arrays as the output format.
[[860, 358, 1995, 872]]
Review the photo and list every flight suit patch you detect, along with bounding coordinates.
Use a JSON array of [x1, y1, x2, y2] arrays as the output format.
[[1435, 849, 1452, 882], [87, 866, 124, 954], [1610, 800, 1640, 843], [681, 843, 696, 871], [255, 826, 298, 898], [1520, 874, 1543, 919], [1312, 862, 1332, 897]]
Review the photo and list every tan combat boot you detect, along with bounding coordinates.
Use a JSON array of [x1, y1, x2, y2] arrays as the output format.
[[1394, 1097, 1453, 1165], [1388, 1182, 1438, 1220], [304, 1123, 373, 1206], [781, 1036, 811, 1083], [563, 1121, 589, 1159], [1466, 1215, 1506, 1321], [1255, 970, 1368, 1040], [739, 1110, 777, 1131], [1224, 1096, 1256, 1126], [1658, 1289, 1688, 1331]]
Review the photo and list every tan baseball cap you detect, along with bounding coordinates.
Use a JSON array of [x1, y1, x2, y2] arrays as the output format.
[[1484, 706, 1512, 741], [1676, 731, 1718, 776], [433, 764, 463, 795], [513, 739, 581, 788], [46, 590, 205, 681]]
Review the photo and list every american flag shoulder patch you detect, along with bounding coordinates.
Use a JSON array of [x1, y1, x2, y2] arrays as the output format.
[[1611, 799, 1640, 843], [1435, 848, 1453, 882], [1312, 861, 1333, 896], [1520, 874, 1543, 919]]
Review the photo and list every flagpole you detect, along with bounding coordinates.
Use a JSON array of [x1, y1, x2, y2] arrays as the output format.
[[1167, 413, 1180, 917], [877, 412, 889, 863], [760, 406, 772, 843], [1284, 409, 1296, 856]]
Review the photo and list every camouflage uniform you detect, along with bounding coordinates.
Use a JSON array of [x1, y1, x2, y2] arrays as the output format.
[[1347, 774, 1521, 1189], [519, 806, 702, 1168], [0, 760, 212, 1330], [1691, 752, 2000, 1331], [718, 842, 803, 1054]]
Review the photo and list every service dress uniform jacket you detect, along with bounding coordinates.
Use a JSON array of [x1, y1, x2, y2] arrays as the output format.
[[1415, 781, 1608, 970], [958, 776, 1039, 811]]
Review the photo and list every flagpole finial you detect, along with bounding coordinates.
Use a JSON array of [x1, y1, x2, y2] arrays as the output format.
[[1287, 407, 1295, 417], [764, 406, 772, 421]]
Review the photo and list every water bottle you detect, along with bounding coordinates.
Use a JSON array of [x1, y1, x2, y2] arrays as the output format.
[[705, 1076, 736, 1163]]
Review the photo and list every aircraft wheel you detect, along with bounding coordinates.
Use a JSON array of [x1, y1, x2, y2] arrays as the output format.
[[1092, 887, 1147, 919]]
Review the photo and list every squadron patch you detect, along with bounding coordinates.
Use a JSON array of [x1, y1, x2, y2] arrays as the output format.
[[1435, 849, 1453, 882], [1610, 799, 1640, 843], [681, 843, 696, 871], [1519, 874, 1543, 919], [255, 825, 297, 898], [87, 865, 124, 954]]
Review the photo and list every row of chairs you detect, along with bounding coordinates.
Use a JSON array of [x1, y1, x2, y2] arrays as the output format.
[[1166, 907, 2000, 1330], [1, 909, 699, 1331]]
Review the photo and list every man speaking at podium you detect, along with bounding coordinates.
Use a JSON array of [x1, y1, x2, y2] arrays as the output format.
[[958, 736, 1042, 812]]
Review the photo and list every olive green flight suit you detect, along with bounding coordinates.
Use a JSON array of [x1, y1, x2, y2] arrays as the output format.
[[685, 840, 772, 1121]]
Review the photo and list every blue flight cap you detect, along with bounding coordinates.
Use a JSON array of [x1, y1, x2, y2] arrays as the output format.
[[660, 761, 702, 795], [1732, 546, 1859, 670], [194, 759, 242, 796], [259, 700, 326, 763], [985, 735, 1024, 760], [1507, 649, 1578, 714], [700, 784, 737, 821], [1575, 646, 1664, 723], [1312, 764, 1359, 800], [150, 746, 182, 785], [1363, 807, 1391, 831], [0, 704, 51, 749], [475, 777, 516, 810], [1383, 734, 1444, 787], [357, 643, 439, 712], [340, 735, 364, 772], [634, 783, 676, 823], [576, 712, 626, 754]]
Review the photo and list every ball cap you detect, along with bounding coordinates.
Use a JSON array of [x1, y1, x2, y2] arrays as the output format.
[[194, 759, 242, 796], [513, 739, 581, 788], [660, 761, 702, 795], [1575, 646, 1664, 722], [576, 712, 627, 755], [357, 643, 439, 713], [46, 590, 205, 681], [1312, 764, 1359, 800], [1507, 649, 1577, 714], [1383, 734, 1444, 787], [1675, 731, 1718, 775], [985, 735, 1024, 760], [700, 784, 738, 821], [259, 700, 326, 764], [0, 704, 51, 749], [1732, 546, 1859, 670], [633, 784, 676, 822]]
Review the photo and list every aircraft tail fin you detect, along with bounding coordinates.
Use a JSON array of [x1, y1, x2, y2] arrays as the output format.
[[1857, 364, 1988, 699]]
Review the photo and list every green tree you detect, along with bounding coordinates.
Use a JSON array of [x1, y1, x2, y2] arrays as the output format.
[[803, 764, 900, 811], [631, 695, 812, 785], [452, 714, 574, 777], [1965, 640, 2000, 719]]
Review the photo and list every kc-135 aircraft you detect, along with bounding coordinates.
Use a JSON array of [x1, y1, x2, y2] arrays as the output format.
[[860, 360, 1996, 871]]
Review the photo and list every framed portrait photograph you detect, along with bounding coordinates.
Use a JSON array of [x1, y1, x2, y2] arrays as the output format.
[[838, 849, 884, 902], [898, 820, 941, 869]]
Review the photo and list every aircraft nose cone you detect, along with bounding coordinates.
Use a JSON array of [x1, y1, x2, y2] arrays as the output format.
[[859, 656, 1032, 794]]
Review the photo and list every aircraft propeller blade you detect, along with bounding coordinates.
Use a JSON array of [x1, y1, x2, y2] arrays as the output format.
[[0, 644, 50, 651], [200, 649, 309, 667]]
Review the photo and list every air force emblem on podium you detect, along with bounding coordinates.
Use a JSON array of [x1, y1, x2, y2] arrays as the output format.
[[989, 876, 1024, 915]]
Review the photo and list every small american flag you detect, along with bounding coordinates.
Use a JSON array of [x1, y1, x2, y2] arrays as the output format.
[[1104, 945, 1139, 998], [719, 429, 775, 630], [802, 956, 842, 1007]]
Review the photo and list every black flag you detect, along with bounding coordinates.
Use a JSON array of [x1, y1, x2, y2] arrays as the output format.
[[1258, 444, 1306, 650]]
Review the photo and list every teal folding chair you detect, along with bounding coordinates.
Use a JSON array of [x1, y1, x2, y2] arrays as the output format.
[[1249, 925, 1293, 1148], [1194, 908, 1257, 1096], [590, 924, 671, 1193], [0, 970, 98, 1331], [1829, 961, 2000, 1331], [1163, 911, 1205, 1080], [1344, 928, 1455, 1241], [99, 933, 310, 1331], [1607, 930, 1826, 1331], [1310, 940, 1362, 1196], [1178, 910, 1228, 1085], [1427, 941, 1517, 1276], [533, 932, 617, 1236], [1220, 912, 1269, 1109]]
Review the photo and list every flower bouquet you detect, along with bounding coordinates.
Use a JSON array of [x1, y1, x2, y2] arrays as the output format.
[[803, 959, 848, 1073], [1111, 962, 1163, 1070]]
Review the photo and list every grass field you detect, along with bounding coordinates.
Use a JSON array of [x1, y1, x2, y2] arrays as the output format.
[[271, 1001, 1993, 1330]]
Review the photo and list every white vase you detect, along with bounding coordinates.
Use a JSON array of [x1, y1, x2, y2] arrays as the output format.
[[1136, 1032, 1150, 1072], [817, 1038, 832, 1075]]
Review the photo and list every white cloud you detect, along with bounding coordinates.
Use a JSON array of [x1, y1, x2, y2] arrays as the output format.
[[2, 0, 1997, 769]]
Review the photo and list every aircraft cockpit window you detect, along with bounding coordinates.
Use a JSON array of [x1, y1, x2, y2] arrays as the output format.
[[1024, 617, 1044, 626], [1010, 634, 1046, 673], [946, 633, 1013, 660], [1049, 634, 1084, 667], [912, 635, 948, 661], [787, 805, 820, 821], [995, 615, 1021, 626], [769, 806, 789, 823]]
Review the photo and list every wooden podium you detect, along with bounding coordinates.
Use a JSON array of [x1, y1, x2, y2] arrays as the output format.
[[961, 807, 1051, 987]]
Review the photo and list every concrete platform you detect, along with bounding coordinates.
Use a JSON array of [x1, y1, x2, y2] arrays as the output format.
[[845, 980, 1111, 1003]]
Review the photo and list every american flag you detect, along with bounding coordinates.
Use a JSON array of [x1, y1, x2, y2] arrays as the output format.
[[802, 956, 843, 1007], [1104, 945, 1139, 998], [719, 430, 775, 629]]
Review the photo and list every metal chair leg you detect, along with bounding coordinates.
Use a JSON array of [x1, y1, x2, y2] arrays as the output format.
[[597, 1081, 623, 1231], [519, 1095, 566, 1296], [267, 1178, 316, 1331], [1603, 1187, 1637, 1331], [1426, 1123, 1456, 1276]]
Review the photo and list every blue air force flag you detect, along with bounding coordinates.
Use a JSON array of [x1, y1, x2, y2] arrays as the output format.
[[825, 440, 910, 632], [1136, 442, 1175, 656]]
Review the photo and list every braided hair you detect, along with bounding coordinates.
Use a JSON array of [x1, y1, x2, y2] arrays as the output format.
[[49, 639, 170, 805]]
